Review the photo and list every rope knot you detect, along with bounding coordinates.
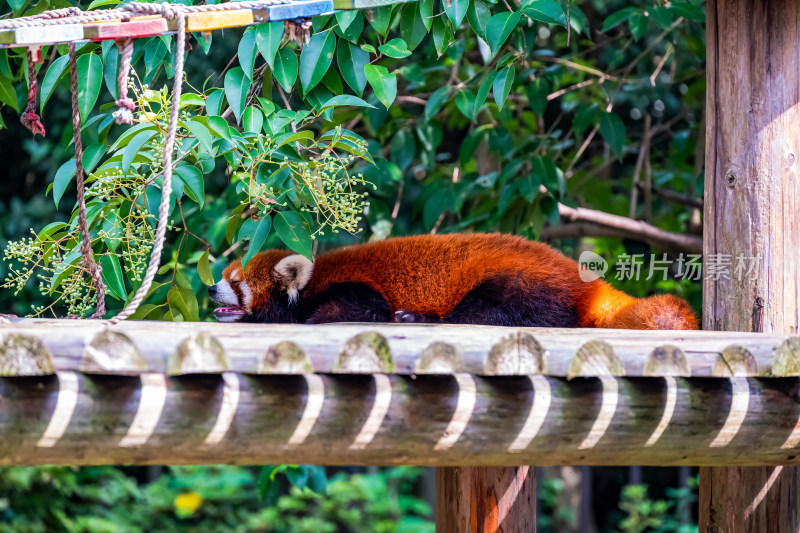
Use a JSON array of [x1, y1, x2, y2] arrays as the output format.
[[112, 97, 136, 125], [20, 108, 45, 136]]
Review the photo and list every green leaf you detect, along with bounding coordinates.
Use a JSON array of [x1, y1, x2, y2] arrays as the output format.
[[361, 44, 376, 54], [83, 143, 106, 173], [185, 118, 215, 153], [274, 130, 315, 149], [40, 55, 70, 112], [418, 0, 433, 31], [599, 111, 626, 160], [493, 66, 515, 110], [425, 86, 451, 119], [243, 106, 264, 133], [169, 285, 199, 321], [649, 6, 674, 29], [274, 211, 312, 260], [486, 11, 522, 55], [629, 13, 648, 40], [53, 159, 76, 208], [174, 165, 205, 208], [455, 89, 475, 120], [206, 88, 225, 116], [521, 0, 567, 26], [238, 27, 258, 80], [102, 210, 123, 252], [255, 22, 284, 69], [337, 42, 369, 97], [77, 53, 103, 123], [335, 11, 363, 42], [443, 0, 470, 27], [336, 10, 359, 33], [526, 77, 550, 115], [317, 94, 374, 111], [369, 5, 396, 35], [670, 1, 705, 22], [0, 75, 17, 112], [365, 65, 397, 109], [100, 254, 126, 301], [87, 0, 120, 9], [197, 250, 214, 286], [379, 38, 411, 58], [299, 29, 336, 96], [122, 129, 157, 175], [273, 48, 298, 93], [208, 116, 232, 141], [432, 17, 455, 56], [51, 249, 81, 295], [400, 3, 428, 51], [474, 70, 497, 117], [390, 129, 415, 170], [467, 0, 490, 40], [241, 215, 272, 271], [224, 66, 251, 124], [602, 7, 639, 31]]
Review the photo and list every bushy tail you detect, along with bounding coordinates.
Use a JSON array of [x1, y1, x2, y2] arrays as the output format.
[[583, 284, 698, 330]]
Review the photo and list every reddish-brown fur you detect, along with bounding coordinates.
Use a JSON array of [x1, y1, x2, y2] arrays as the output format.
[[222, 233, 698, 330]]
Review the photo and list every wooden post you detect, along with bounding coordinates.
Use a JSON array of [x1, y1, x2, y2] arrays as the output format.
[[701, 0, 800, 529], [436, 466, 535, 532]]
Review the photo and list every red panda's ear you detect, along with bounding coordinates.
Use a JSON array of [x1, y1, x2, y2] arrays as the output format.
[[273, 255, 314, 302]]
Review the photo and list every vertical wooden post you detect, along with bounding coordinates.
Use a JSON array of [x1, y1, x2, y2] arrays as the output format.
[[436, 466, 536, 532], [701, 0, 800, 530]]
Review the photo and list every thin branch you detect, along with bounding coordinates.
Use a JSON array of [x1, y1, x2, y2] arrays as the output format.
[[629, 114, 651, 219], [555, 202, 702, 253]]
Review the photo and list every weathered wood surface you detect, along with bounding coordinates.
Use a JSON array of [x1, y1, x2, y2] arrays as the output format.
[[4, 372, 800, 466], [1, 318, 799, 377], [436, 466, 535, 533], [700, 0, 800, 529]]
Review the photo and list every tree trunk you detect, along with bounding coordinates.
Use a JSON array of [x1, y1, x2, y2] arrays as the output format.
[[436, 466, 535, 532], [701, 0, 800, 529]]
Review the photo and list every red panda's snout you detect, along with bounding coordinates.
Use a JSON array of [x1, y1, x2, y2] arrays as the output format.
[[210, 251, 314, 323]]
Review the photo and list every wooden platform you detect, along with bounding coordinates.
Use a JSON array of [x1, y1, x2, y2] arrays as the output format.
[[1, 319, 800, 466]]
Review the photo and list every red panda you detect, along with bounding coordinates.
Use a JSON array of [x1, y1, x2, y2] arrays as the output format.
[[208, 233, 698, 330]]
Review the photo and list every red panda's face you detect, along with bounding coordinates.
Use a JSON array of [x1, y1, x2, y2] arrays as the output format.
[[208, 250, 314, 322]]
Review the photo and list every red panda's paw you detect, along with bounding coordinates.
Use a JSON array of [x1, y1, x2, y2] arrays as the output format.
[[394, 310, 443, 323], [622, 294, 699, 330]]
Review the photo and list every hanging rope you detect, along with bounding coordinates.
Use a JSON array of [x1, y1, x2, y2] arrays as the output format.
[[69, 42, 107, 319], [20, 48, 45, 136], [112, 38, 135, 125], [109, 3, 186, 324]]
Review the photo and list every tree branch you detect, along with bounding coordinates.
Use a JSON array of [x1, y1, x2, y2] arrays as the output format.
[[552, 203, 702, 253]]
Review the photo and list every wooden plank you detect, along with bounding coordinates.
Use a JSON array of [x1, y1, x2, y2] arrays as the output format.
[[0, 318, 796, 377], [436, 467, 535, 533], [699, 0, 800, 529], [4, 373, 800, 466], [184, 10, 254, 32], [259, 0, 335, 21], [83, 18, 168, 41], [14, 25, 84, 45]]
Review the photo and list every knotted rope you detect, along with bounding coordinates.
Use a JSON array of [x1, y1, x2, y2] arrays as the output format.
[[112, 38, 135, 125], [69, 42, 106, 319], [20, 48, 44, 136], [109, 3, 186, 323]]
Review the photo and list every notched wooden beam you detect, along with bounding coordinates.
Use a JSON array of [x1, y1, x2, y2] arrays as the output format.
[[0, 334, 54, 376]]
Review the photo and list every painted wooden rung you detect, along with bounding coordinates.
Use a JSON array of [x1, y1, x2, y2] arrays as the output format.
[[14, 24, 84, 45], [256, 0, 335, 21], [333, 0, 411, 9], [179, 9, 255, 32], [84, 17, 168, 41]]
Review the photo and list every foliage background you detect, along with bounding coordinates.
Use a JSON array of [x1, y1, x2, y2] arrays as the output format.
[[0, 0, 704, 529]]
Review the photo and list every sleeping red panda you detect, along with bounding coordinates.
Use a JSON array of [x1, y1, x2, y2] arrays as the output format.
[[208, 233, 698, 330]]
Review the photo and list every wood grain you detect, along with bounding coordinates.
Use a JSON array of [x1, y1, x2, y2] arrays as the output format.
[[3, 373, 800, 466], [700, 0, 800, 529], [1, 318, 798, 377]]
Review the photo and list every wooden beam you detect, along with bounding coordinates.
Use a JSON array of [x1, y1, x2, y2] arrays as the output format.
[[436, 467, 535, 532], [2, 318, 800, 377], [700, 0, 800, 529], [4, 372, 800, 466]]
